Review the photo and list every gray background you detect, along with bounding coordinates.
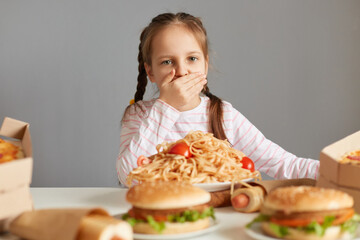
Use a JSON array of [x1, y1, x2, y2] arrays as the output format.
[[1, 0, 359, 187]]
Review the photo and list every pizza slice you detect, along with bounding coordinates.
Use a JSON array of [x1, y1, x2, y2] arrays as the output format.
[[340, 150, 360, 165], [0, 138, 24, 164]]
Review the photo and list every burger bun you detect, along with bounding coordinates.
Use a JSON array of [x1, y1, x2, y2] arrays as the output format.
[[261, 186, 353, 214], [126, 181, 211, 209]]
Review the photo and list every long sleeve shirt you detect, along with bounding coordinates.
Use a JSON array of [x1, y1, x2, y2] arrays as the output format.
[[116, 96, 319, 186]]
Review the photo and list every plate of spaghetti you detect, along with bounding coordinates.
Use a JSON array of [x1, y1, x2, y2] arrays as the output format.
[[126, 131, 260, 187]]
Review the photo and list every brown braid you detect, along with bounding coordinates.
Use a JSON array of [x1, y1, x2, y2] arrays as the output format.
[[202, 85, 226, 140], [134, 31, 148, 103]]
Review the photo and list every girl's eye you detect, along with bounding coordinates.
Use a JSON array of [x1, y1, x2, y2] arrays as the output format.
[[161, 60, 172, 65], [189, 56, 198, 62]]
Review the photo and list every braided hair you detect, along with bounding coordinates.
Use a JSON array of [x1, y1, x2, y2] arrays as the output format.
[[128, 12, 227, 140], [134, 30, 148, 102]]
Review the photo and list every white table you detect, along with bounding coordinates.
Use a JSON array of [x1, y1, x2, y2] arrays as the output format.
[[1, 188, 258, 240]]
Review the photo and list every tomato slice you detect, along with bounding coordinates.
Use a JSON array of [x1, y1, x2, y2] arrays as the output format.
[[137, 155, 152, 167], [241, 156, 255, 172], [152, 215, 168, 222], [168, 142, 192, 158], [270, 216, 322, 227]]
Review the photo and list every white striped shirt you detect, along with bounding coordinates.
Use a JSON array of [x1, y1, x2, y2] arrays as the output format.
[[117, 96, 319, 185]]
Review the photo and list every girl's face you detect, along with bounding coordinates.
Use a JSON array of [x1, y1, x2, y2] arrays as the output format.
[[145, 25, 208, 85]]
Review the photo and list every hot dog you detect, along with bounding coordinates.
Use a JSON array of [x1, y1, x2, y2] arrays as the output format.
[[231, 182, 265, 213], [231, 194, 250, 209]]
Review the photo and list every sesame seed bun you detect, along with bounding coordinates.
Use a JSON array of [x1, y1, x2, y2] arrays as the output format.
[[126, 181, 211, 210], [262, 186, 353, 213]]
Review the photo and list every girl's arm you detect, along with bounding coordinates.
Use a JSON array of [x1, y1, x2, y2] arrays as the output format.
[[226, 105, 319, 180], [116, 99, 180, 186]]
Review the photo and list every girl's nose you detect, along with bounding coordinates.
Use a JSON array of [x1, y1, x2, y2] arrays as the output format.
[[174, 62, 189, 77]]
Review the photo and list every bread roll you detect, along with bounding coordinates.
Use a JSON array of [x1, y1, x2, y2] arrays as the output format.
[[77, 215, 132, 240]]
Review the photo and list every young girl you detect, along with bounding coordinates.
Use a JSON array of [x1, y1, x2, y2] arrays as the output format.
[[117, 12, 319, 186]]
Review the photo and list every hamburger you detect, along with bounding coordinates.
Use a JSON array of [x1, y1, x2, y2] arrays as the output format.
[[122, 181, 215, 234], [247, 186, 360, 240]]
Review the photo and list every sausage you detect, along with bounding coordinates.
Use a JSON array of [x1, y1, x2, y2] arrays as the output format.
[[231, 193, 250, 209]]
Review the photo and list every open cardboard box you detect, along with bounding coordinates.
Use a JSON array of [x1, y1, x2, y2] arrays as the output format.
[[0, 117, 33, 225], [317, 175, 360, 213], [319, 130, 360, 189], [0, 186, 33, 219], [0, 117, 33, 191], [317, 130, 360, 212]]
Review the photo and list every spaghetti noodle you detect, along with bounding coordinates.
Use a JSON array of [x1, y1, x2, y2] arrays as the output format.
[[126, 131, 260, 186]]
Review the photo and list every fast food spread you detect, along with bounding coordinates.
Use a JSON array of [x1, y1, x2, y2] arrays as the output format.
[[0, 138, 24, 164], [1, 115, 359, 239], [247, 186, 360, 240], [340, 150, 360, 165], [126, 130, 260, 186], [122, 181, 215, 235]]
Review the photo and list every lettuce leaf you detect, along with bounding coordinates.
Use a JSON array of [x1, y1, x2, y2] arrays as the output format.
[[122, 207, 215, 233], [168, 207, 215, 223], [121, 213, 144, 227], [341, 213, 360, 235], [147, 216, 166, 233], [302, 216, 335, 236], [246, 213, 360, 238], [269, 223, 289, 237], [246, 214, 270, 228]]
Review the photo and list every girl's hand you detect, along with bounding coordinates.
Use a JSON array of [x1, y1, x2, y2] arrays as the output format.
[[158, 69, 207, 111]]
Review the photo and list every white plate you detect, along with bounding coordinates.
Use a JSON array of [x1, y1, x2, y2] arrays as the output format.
[[245, 222, 360, 240], [193, 178, 253, 192], [133, 220, 219, 240]]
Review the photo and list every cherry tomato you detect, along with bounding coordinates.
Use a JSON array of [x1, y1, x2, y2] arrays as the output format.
[[168, 142, 192, 158], [241, 156, 255, 172]]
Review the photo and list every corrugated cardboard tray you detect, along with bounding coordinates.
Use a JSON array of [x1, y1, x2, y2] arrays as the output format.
[[0, 117, 34, 227], [0, 117, 33, 192], [319, 130, 360, 189], [0, 186, 33, 220], [317, 174, 360, 213]]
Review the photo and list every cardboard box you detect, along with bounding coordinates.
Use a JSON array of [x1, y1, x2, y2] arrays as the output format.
[[317, 175, 360, 213], [319, 130, 360, 189], [0, 117, 33, 228], [0, 117, 33, 191], [0, 186, 33, 220]]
